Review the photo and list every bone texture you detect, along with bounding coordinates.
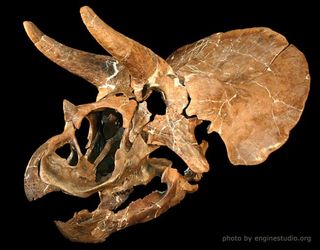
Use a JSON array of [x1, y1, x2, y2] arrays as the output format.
[[23, 6, 310, 243]]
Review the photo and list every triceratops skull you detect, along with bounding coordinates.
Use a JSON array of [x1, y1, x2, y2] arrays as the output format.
[[23, 6, 310, 243]]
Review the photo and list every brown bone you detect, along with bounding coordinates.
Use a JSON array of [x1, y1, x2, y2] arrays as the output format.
[[23, 6, 310, 243], [168, 28, 310, 164], [23, 22, 131, 97], [80, 6, 189, 111], [55, 167, 197, 243]]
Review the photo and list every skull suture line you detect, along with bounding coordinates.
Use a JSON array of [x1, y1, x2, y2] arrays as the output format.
[[23, 6, 310, 243]]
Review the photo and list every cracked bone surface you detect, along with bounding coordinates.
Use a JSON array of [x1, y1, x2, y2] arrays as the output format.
[[23, 5, 310, 243]]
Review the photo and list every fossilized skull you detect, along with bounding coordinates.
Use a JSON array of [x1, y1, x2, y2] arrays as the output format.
[[23, 6, 310, 243]]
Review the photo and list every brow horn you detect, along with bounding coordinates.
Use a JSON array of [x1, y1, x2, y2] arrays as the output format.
[[80, 6, 158, 82], [23, 21, 116, 88]]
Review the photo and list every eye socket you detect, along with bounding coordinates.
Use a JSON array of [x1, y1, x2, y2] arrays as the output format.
[[146, 91, 167, 121]]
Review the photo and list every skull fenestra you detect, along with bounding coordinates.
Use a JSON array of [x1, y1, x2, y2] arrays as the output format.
[[23, 6, 310, 243]]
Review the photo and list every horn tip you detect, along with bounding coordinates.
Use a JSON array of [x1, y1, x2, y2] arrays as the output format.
[[23, 21, 43, 44], [80, 6, 94, 17]]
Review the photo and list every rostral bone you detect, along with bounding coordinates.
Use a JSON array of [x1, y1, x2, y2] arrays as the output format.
[[23, 6, 310, 243]]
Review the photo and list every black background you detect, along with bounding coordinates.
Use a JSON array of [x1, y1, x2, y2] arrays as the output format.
[[4, 0, 318, 249]]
